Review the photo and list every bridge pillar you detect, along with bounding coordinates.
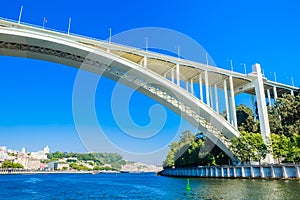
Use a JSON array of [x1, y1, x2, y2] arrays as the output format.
[[267, 89, 271, 108], [214, 84, 219, 113], [186, 81, 189, 92], [229, 75, 238, 128], [144, 56, 148, 68], [199, 73, 203, 101], [171, 68, 174, 83], [190, 79, 194, 95], [291, 89, 294, 96], [210, 87, 214, 109], [204, 70, 210, 107], [252, 63, 274, 164], [176, 63, 180, 86], [251, 95, 256, 121], [273, 86, 278, 100], [224, 79, 230, 123]]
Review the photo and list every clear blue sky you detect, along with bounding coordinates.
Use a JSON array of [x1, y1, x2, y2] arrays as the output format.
[[0, 0, 299, 163]]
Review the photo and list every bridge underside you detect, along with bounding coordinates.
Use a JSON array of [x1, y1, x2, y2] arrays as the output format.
[[0, 19, 297, 162]]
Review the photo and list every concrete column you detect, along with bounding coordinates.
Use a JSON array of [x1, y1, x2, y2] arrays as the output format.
[[163, 72, 167, 79], [260, 166, 265, 178], [190, 79, 194, 95], [267, 89, 271, 108], [250, 166, 254, 178], [210, 87, 214, 109], [233, 167, 237, 177], [224, 79, 230, 123], [229, 75, 237, 128], [227, 167, 230, 177], [215, 168, 218, 177], [252, 63, 274, 163], [171, 68, 174, 83], [214, 84, 219, 113], [271, 166, 275, 178], [295, 166, 300, 178], [291, 90, 294, 96], [251, 95, 256, 121], [144, 56, 147, 68], [273, 86, 278, 100], [204, 70, 210, 107], [221, 167, 224, 177], [185, 81, 189, 92], [199, 73, 203, 101], [241, 167, 245, 177], [282, 166, 288, 178], [176, 63, 180, 86]]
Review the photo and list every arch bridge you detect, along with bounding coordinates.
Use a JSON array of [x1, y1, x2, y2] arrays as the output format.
[[0, 18, 297, 162]]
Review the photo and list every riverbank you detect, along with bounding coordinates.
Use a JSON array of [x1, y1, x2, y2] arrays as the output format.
[[159, 164, 300, 180], [0, 169, 103, 175]]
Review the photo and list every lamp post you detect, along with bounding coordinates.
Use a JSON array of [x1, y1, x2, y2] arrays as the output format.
[[241, 63, 247, 75], [227, 59, 233, 71], [18, 5, 23, 24], [42, 17, 47, 29]]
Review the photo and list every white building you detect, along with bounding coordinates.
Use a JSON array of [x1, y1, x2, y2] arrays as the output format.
[[30, 145, 50, 160]]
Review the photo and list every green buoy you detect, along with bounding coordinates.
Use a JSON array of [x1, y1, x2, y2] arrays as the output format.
[[186, 178, 191, 191]]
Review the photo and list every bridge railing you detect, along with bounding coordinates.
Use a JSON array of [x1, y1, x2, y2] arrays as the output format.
[[0, 16, 210, 70]]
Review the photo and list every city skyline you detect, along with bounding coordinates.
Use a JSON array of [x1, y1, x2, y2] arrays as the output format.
[[0, 1, 299, 163]]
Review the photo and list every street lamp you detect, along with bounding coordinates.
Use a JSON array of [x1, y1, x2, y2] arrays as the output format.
[[227, 59, 233, 71]]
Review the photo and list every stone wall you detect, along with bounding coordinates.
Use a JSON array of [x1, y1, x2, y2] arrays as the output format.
[[160, 164, 300, 179]]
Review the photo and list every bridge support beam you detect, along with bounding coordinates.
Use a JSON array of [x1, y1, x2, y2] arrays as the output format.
[[229, 75, 237, 128], [144, 56, 147, 68], [204, 70, 210, 107], [199, 73, 203, 101], [190, 79, 194, 95], [252, 63, 274, 164], [171, 68, 174, 83], [176, 63, 180, 86], [214, 84, 219, 113], [210, 87, 214, 110], [224, 79, 230, 123], [273, 86, 278, 100], [267, 89, 271, 108]]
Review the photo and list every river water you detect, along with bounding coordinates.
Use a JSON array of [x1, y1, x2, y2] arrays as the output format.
[[0, 173, 299, 199]]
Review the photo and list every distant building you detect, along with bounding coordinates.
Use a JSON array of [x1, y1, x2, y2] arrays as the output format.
[[47, 162, 58, 171], [57, 163, 70, 170], [30, 145, 50, 160], [43, 145, 50, 154], [21, 147, 26, 154], [15, 157, 40, 170]]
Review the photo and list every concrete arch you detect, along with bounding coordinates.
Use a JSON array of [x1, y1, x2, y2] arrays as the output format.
[[0, 20, 242, 159]]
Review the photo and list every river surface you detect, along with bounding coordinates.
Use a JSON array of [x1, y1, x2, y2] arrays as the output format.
[[0, 172, 299, 199]]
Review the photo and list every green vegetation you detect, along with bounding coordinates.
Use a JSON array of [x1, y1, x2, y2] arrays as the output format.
[[164, 94, 300, 167], [1, 161, 24, 169], [163, 131, 230, 168], [47, 152, 126, 171], [231, 94, 300, 164], [229, 131, 269, 163]]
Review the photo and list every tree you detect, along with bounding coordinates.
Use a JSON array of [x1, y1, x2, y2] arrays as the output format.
[[1, 161, 24, 169], [230, 131, 269, 164], [269, 94, 300, 136], [236, 105, 259, 133]]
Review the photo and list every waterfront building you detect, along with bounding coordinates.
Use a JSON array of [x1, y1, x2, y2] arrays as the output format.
[[57, 163, 70, 170], [47, 162, 58, 171], [15, 156, 41, 170]]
